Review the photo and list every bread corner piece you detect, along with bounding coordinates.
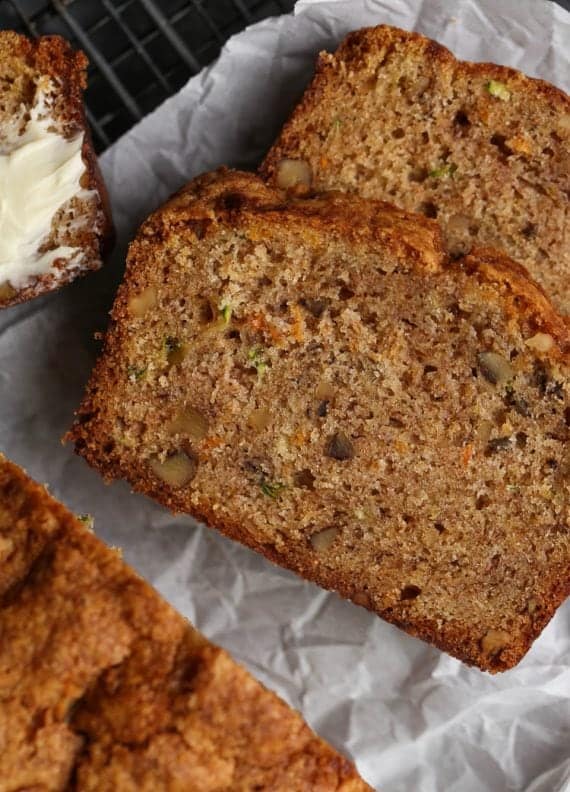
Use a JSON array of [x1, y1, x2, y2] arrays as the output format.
[[260, 24, 570, 313], [0, 452, 370, 791], [68, 168, 570, 673], [0, 32, 113, 309]]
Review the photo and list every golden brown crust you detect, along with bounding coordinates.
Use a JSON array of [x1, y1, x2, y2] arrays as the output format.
[[0, 453, 370, 791], [140, 167, 445, 272], [324, 26, 569, 112], [456, 248, 570, 356], [0, 32, 114, 309], [68, 168, 570, 674]]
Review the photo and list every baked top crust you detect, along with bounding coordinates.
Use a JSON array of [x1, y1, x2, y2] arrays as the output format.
[[0, 452, 369, 791]]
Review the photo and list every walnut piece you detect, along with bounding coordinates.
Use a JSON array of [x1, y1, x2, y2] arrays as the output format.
[[310, 527, 338, 553], [248, 407, 271, 431], [478, 352, 514, 385], [525, 333, 554, 353], [150, 452, 197, 488], [481, 629, 510, 656], [275, 158, 312, 191], [128, 286, 157, 318], [315, 380, 335, 402], [168, 407, 209, 440], [0, 282, 17, 301]]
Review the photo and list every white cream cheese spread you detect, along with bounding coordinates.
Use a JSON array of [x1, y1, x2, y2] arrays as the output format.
[[0, 82, 89, 290]]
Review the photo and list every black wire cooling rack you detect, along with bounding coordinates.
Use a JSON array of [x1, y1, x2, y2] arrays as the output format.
[[0, 0, 295, 151]]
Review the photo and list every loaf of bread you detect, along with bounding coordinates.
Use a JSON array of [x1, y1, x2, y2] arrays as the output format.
[[0, 453, 369, 791], [69, 169, 570, 672], [260, 25, 570, 312], [0, 32, 112, 308]]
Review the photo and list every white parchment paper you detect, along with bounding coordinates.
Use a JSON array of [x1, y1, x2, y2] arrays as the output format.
[[1, 1, 570, 789]]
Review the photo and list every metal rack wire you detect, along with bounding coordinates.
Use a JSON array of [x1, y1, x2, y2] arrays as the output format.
[[0, 0, 295, 151]]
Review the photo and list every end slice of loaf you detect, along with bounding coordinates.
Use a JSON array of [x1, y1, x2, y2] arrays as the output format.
[[260, 25, 570, 312], [0, 32, 113, 308], [0, 453, 370, 791], [69, 169, 570, 672]]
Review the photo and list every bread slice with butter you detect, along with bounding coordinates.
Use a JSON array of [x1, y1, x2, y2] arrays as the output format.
[[68, 169, 570, 672], [0, 453, 370, 790], [260, 25, 570, 312], [0, 32, 112, 308]]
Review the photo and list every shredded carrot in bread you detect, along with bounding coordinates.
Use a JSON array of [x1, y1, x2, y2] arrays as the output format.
[[289, 304, 305, 342], [246, 312, 284, 343], [201, 436, 224, 451], [462, 444, 474, 466]]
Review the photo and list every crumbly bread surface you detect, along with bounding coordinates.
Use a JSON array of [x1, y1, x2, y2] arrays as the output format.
[[260, 25, 570, 312], [69, 169, 570, 672], [0, 453, 369, 792], [0, 32, 112, 308]]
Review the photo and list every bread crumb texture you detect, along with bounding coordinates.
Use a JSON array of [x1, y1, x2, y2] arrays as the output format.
[[0, 453, 369, 791], [261, 25, 570, 312], [69, 169, 570, 673], [0, 31, 112, 308]]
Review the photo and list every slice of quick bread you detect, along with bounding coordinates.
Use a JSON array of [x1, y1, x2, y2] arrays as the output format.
[[69, 169, 570, 673], [0, 32, 112, 308], [0, 453, 370, 792], [260, 25, 570, 312]]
